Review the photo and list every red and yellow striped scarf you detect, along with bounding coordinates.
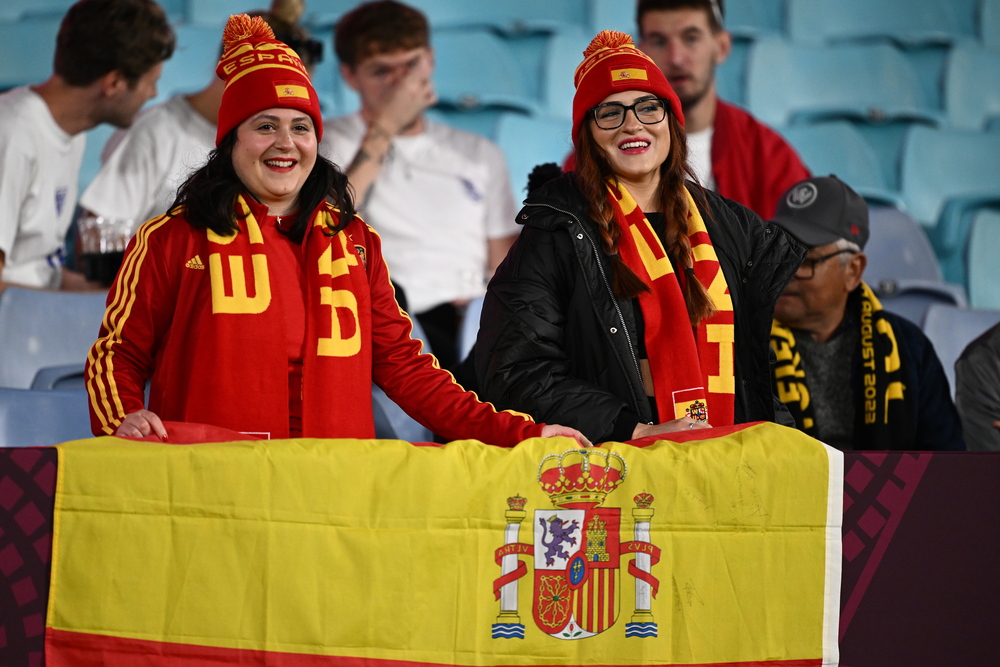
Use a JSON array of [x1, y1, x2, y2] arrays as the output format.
[[608, 182, 735, 426]]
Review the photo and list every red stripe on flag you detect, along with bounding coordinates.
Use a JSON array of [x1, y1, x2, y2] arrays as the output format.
[[587, 570, 595, 630], [596, 569, 606, 633], [46, 628, 826, 667], [608, 569, 615, 629]]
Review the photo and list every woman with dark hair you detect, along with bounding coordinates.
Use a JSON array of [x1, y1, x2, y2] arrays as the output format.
[[472, 31, 805, 444], [86, 15, 586, 447]]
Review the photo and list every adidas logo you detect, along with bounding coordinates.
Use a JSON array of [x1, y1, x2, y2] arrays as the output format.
[[185, 255, 205, 270]]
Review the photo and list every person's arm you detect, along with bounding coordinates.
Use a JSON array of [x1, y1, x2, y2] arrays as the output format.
[[955, 336, 1000, 451], [362, 222, 586, 447], [342, 52, 437, 205], [86, 218, 176, 437]]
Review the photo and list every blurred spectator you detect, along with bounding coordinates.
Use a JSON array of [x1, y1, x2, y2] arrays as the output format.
[[769, 176, 963, 451], [636, 0, 809, 218], [77, 0, 321, 284], [955, 323, 1000, 451], [321, 0, 519, 370], [0, 0, 174, 291]]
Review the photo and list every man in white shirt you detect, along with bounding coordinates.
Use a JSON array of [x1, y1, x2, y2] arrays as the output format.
[[0, 0, 174, 290], [321, 0, 520, 368]]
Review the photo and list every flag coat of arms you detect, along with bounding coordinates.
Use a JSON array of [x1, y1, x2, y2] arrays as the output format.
[[45, 423, 842, 666]]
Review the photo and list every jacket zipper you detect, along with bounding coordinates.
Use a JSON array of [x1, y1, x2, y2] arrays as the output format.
[[523, 202, 646, 415]]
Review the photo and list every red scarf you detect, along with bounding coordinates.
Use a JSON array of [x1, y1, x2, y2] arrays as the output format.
[[608, 183, 735, 426], [190, 195, 374, 438]]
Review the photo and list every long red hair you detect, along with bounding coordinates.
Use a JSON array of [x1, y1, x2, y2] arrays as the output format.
[[575, 114, 716, 326]]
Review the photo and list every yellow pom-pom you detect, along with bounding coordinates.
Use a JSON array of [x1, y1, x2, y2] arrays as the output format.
[[582, 30, 635, 58], [222, 14, 275, 48]]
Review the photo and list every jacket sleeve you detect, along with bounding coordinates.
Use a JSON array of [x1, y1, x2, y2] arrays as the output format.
[[475, 226, 637, 443], [364, 224, 544, 447], [85, 215, 178, 435]]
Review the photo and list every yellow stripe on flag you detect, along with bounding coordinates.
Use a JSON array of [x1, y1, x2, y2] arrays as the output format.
[[48, 424, 841, 666], [611, 67, 649, 82], [275, 83, 310, 99]]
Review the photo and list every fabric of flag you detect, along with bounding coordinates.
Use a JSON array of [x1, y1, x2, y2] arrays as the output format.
[[45, 422, 842, 666]]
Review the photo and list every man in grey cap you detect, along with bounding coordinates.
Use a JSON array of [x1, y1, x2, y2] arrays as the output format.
[[768, 175, 963, 451]]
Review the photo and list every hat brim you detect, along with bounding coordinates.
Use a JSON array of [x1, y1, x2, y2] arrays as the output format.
[[769, 217, 844, 248]]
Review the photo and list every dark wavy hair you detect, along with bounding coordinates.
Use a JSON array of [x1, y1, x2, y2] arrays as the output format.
[[574, 112, 717, 326], [171, 130, 355, 243]]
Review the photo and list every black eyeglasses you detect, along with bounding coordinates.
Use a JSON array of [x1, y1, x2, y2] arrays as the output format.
[[796, 249, 856, 279], [590, 98, 669, 130]]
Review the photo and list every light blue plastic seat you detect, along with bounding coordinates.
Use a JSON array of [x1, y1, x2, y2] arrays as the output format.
[[539, 25, 592, 120], [0, 388, 93, 447], [408, 0, 587, 33], [874, 279, 967, 329], [899, 126, 1000, 285], [587, 0, 636, 36], [0, 287, 108, 390], [0, 16, 60, 90], [966, 208, 1000, 310], [186, 0, 256, 26], [0, 0, 73, 21], [778, 122, 900, 205], [787, 0, 960, 46], [724, 0, 785, 39], [745, 39, 939, 128], [944, 44, 1000, 131], [494, 112, 572, 198], [457, 296, 485, 364], [431, 27, 538, 114], [864, 206, 943, 286], [371, 313, 433, 443], [923, 304, 1000, 398], [983, 0, 1000, 48]]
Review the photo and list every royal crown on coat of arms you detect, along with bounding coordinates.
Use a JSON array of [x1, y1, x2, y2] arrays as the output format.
[[492, 449, 661, 641]]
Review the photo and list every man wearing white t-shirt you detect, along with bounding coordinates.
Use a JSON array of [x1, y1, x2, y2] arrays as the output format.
[[0, 0, 174, 290], [322, 0, 520, 368]]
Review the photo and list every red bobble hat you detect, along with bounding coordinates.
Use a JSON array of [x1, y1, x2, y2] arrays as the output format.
[[215, 14, 323, 145], [571, 30, 684, 145]]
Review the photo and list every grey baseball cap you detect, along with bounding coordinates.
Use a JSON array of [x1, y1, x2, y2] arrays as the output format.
[[770, 175, 870, 249]]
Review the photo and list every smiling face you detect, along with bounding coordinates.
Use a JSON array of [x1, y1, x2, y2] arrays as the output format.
[[232, 107, 318, 215], [590, 90, 672, 189], [638, 7, 730, 111]]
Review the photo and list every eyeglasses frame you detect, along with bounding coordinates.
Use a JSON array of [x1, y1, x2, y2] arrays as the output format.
[[589, 98, 670, 130]]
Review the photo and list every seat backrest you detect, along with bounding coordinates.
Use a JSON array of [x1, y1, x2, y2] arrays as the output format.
[[0, 16, 61, 90], [944, 44, 1000, 131], [899, 126, 1000, 228], [0, 388, 93, 447], [779, 121, 889, 193], [983, 0, 1000, 48], [540, 25, 593, 120], [864, 206, 943, 285], [875, 279, 967, 328], [745, 39, 933, 127], [967, 208, 1000, 310], [431, 28, 535, 113], [787, 0, 959, 45], [494, 112, 573, 199], [923, 304, 1000, 397], [725, 0, 785, 38], [457, 296, 485, 363], [0, 288, 108, 389]]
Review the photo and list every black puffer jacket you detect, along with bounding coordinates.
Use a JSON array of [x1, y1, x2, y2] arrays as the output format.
[[472, 174, 806, 442]]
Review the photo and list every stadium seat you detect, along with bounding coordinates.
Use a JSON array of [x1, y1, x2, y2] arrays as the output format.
[[786, 0, 960, 45], [778, 122, 900, 205], [944, 44, 1000, 131], [0, 287, 108, 390], [153, 24, 222, 104], [874, 279, 967, 328], [923, 304, 1000, 397], [966, 208, 1000, 310], [186, 0, 254, 26], [413, 0, 587, 33], [539, 25, 592, 119], [587, 0, 636, 36], [745, 40, 939, 128], [716, 37, 751, 109], [0, 0, 73, 21], [302, 0, 355, 27], [0, 388, 93, 447], [724, 0, 785, 39], [458, 296, 485, 363], [864, 206, 943, 286], [431, 27, 538, 114], [983, 0, 1000, 48], [0, 16, 60, 91], [494, 112, 573, 198], [371, 312, 433, 443], [898, 126, 1000, 284]]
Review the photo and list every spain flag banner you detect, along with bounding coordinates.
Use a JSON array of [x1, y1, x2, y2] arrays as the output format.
[[46, 422, 842, 666]]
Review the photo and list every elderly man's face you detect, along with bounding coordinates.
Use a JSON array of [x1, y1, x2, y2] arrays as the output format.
[[775, 241, 866, 337]]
